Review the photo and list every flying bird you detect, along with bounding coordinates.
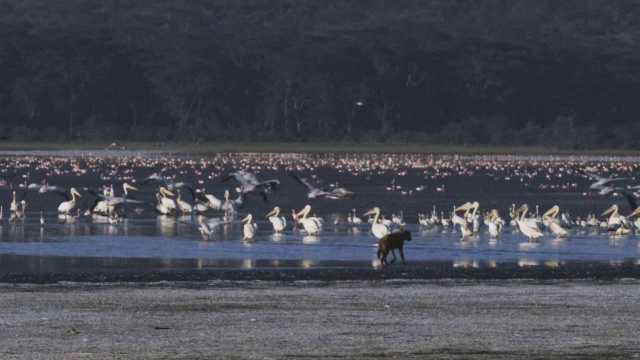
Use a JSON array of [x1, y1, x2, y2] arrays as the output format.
[[289, 172, 352, 199], [139, 173, 195, 199], [574, 167, 637, 190], [221, 170, 279, 202]]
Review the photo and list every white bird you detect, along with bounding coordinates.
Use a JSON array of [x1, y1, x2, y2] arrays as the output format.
[[351, 209, 363, 225], [296, 205, 322, 236], [176, 190, 193, 214], [242, 214, 258, 240], [514, 204, 545, 243], [222, 170, 279, 201], [27, 183, 70, 195], [222, 189, 245, 214], [542, 205, 571, 238], [57, 188, 82, 214], [91, 183, 140, 216], [9, 191, 18, 213], [195, 191, 225, 211], [290, 172, 352, 199], [601, 204, 631, 235], [453, 202, 479, 241], [266, 206, 287, 233], [197, 215, 213, 240], [574, 168, 637, 191], [484, 209, 503, 239], [362, 207, 390, 239], [158, 187, 177, 212], [140, 174, 195, 198]]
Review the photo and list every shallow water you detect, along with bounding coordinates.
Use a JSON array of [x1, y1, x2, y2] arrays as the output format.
[[0, 151, 639, 274]]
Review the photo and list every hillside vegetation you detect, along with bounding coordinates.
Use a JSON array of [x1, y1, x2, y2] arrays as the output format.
[[1, 0, 639, 149]]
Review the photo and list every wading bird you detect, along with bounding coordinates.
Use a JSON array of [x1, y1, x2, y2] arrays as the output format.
[[363, 207, 390, 239], [57, 188, 83, 214], [296, 205, 322, 236], [266, 206, 287, 233], [242, 214, 258, 240]]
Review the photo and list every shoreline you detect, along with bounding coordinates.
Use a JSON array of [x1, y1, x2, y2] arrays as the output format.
[[4, 261, 640, 284], [1, 141, 640, 156]]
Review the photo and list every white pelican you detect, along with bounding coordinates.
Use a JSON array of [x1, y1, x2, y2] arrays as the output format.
[[454, 202, 479, 241], [176, 190, 193, 214], [197, 215, 213, 240], [290, 172, 351, 199], [266, 207, 287, 233], [27, 183, 70, 195], [574, 168, 637, 191], [140, 174, 195, 198], [470, 202, 484, 234], [242, 214, 258, 241], [484, 209, 503, 239], [601, 204, 633, 235], [57, 188, 82, 214], [91, 187, 113, 214], [158, 187, 177, 212], [441, 212, 452, 227], [195, 192, 224, 211], [154, 193, 171, 215], [222, 189, 245, 214], [296, 205, 322, 236], [451, 204, 470, 229], [514, 204, 545, 242], [362, 207, 390, 239], [222, 170, 280, 201], [542, 205, 570, 238], [91, 183, 139, 216]]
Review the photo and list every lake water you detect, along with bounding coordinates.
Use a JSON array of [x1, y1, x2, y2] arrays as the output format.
[[0, 150, 639, 274]]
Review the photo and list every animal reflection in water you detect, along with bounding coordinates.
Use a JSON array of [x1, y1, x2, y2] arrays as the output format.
[[377, 230, 412, 267]]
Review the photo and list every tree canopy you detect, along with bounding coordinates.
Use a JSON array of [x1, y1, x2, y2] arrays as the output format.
[[0, 0, 639, 149]]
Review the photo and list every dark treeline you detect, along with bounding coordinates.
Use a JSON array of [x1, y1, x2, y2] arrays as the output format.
[[1, 0, 640, 149]]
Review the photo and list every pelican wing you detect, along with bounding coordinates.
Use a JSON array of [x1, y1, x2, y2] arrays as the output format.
[[620, 191, 638, 211], [290, 172, 340, 198], [290, 172, 318, 191], [171, 181, 195, 199], [574, 168, 607, 182], [140, 173, 168, 186], [575, 167, 635, 184], [27, 183, 70, 197]]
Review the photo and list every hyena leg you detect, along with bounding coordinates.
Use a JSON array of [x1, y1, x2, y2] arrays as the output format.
[[399, 247, 406, 265], [389, 249, 397, 265]]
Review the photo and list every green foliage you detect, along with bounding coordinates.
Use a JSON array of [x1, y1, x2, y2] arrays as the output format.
[[0, 1, 638, 149]]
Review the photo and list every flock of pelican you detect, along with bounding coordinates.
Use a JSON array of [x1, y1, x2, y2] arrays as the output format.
[[1, 152, 640, 245]]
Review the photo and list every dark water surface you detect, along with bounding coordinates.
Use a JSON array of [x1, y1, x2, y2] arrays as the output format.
[[0, 150, 639, 277]]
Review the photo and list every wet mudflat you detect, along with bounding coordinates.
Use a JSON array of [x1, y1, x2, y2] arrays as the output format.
[[1, 279, 639, 359]]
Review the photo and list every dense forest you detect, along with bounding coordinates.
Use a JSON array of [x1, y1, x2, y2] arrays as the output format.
[[1, 0, 640, 149]]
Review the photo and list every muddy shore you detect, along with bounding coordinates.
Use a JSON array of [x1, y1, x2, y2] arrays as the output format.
[[2, 265, 640, 359]]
